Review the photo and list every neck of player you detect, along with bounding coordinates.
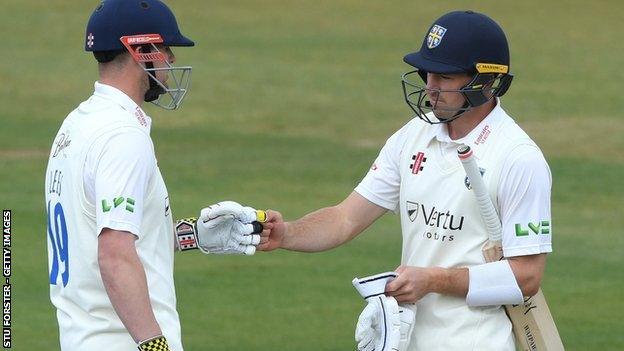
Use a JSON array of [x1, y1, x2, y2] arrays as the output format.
[[99, 62, 149, 108], [446, 98, 496, 140]]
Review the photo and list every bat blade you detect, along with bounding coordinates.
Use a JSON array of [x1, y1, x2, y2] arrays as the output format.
[[458, 144, 564, 351], [506, 289, 564, 351]]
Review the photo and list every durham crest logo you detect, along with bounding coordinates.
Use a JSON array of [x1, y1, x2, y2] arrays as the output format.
[[427, 24, 447, 49]]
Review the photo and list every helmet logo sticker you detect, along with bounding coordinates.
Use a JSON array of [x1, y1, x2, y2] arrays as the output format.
[[87, 33, 95, 48], [427, 24, 447, 49]]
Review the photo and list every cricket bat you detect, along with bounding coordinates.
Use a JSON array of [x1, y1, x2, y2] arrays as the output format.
[[457, 144, 564, 351]]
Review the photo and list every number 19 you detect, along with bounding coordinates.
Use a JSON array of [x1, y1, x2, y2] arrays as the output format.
[[47, 201, 69, 287]]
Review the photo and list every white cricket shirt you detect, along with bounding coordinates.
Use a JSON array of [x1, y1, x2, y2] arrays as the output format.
[[355, 100, 552, 350], [44, 82, 182, 350]]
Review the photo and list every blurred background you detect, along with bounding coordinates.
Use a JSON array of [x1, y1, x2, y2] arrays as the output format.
[[1, 0, 623, 349]]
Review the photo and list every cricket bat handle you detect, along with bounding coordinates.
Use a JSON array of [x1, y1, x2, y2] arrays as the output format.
[[457, 144, 564, 351], [457, 145, 502, 242]]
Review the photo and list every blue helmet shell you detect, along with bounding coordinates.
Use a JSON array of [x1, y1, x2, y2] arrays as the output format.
[[403, 10, 509, 77], [85, 0, 194, 52]]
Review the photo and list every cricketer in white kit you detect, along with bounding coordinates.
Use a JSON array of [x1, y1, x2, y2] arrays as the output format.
[[354, 100, 552, 350], [45, 83, 265, 351], [45, 1, 267, 350], [257, 10, 554, 351], [45, 82, 183, 350]]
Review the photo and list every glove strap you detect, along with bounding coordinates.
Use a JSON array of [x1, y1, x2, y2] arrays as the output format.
[[137, 335, 170, 351], [175, 217, 199, 251], [352, 272, 398, 300]]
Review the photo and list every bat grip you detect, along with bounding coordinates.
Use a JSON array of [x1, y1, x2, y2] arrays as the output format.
[[458, 145, 503, 242]]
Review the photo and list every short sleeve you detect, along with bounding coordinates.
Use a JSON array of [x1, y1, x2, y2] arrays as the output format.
[[91, 129, 155, 237], [354, 123, 411, 212], [498, 146, 553, 257]]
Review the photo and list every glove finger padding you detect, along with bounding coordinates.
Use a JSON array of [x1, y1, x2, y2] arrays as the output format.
[[380, 296, 401, 351], [231, 222, 260, 245], [398, 306, 416, 351], [356, 302, 378, 351], [200, 201, 266, 224], [356, 296, 401, 351], [195, 212, 259, 255], [202, 242, 256, 255], [237, 234, 261, 245], [241, 244, 256, 255], [201, 214, 234, 229]]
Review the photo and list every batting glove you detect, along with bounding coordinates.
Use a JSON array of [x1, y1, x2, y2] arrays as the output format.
[[353, 272, 416, 351], [175, 201, 266, 255]]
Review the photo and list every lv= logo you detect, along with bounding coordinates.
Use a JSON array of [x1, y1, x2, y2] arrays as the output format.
[[102, 197, 135, 213]]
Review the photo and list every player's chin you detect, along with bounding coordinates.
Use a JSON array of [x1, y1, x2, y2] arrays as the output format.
[[432, 110, 452, 121]]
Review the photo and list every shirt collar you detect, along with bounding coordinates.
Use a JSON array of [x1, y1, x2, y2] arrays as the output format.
[[425, 98, 505, 150], [92, 81, 152, 131]]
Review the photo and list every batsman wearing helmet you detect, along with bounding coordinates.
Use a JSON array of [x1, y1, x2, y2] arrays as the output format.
[[44, 1, 267, 350], [260, 11, 553, 350]]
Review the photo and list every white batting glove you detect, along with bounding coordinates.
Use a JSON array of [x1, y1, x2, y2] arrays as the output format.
[[355, 295, 401, 351], [175, 201, 266, 255], [397, 305, 415, 351], [201, 201, 267, 224], [352, 272, 416, 351]]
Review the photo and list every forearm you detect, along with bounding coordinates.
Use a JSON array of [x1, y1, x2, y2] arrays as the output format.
[[430, 267, 469, 298], [428, 253, 547, 298], [508, 254, 546, 296], [282, 205, 358, 252], [428, 255, 545, 300], [99, 234, 161, 342], [100, 253, 161, 342], [389, 255, 545, 304], [429, 254, 546, 298]]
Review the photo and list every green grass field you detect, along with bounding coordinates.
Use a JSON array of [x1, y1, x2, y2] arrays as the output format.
[[2, 0, 623, 349]]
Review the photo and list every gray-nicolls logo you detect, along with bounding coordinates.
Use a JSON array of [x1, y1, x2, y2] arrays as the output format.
[[87, 33, 95, 48]]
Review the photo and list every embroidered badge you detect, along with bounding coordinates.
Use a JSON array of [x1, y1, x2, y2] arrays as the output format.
[[427, 24, 447, 49]]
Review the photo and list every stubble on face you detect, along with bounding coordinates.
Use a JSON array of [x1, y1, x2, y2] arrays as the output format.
[[425, 73, 472, 120]]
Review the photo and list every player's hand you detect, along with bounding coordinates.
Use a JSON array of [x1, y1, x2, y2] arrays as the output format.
[[197, 201, 267, 255], [257, 209, 284, 252], [385, 265, 433, 303], [175, 201, 269, 255]]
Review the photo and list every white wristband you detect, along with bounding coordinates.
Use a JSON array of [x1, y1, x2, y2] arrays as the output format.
[[467, 260, 523, 307]]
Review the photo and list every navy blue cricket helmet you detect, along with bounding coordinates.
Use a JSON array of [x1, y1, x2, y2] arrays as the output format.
[[401, 10, 513, 124], [84, 0, 195, 110], [85, 0, 194, 52]]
